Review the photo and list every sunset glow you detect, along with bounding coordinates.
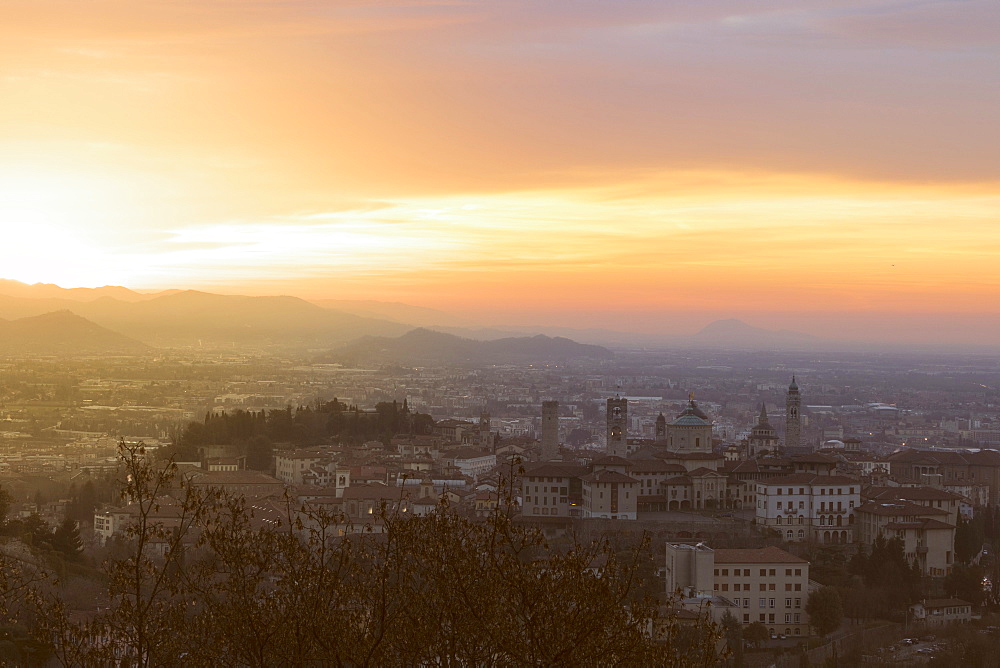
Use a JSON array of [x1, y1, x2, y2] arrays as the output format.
[[2, 1, 998, 343]]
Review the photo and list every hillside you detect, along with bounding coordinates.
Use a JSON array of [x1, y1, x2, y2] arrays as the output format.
[[328, 328, 613, 365], [0, 311, 150, 356], [0, 290, 411, 349]]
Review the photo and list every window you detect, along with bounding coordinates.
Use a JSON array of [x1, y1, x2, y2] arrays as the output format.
[[744, 569, 750, 576], [714, 569, 719, 576], [743, 599, 749, 608], [785, 584, 792, 591], [785, 598, 792, 607], [769, 584, 776, 591], [769, 569, 776, 576], [759, 598, 766, 608], [769, 599, 775, 608], [744, 614, 750, 623], [760, 569, 766, 577], [759, 584, 766, 591], [794, 569, 801, 576], [795, 598, 801, 608], [794, 584, 801, 591], [722, 569, 728, 576], [785, 569, 792, 576], [722, 584, 729, 591]]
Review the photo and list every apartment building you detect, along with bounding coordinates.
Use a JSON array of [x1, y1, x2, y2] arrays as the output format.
[[855, 500, 955, 576], [665, 543, 811, 637], [756, 473, 859, 544]]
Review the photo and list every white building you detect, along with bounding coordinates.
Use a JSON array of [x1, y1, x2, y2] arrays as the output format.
[[756, 473, 860, 544]]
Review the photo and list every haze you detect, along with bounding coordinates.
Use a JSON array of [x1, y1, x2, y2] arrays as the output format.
[[2, 1, 999, 347]]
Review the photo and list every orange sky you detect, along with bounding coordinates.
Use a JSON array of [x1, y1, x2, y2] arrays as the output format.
[[1, 1, 999, 342]]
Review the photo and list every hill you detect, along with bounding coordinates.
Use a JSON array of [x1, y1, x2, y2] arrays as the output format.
[[0, 311, 150, 356], [328, 328, 613, 365], [0, 290, 411, 349]]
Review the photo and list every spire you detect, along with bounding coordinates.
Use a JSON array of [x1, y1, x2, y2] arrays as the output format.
[[789, 376, 799, 392], [759, 403, 768, 422]]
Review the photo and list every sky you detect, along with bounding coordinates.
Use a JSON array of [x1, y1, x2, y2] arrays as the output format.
[[1, 1, 999, 344]]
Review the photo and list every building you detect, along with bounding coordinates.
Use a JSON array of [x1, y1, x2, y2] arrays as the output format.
[[664, 543, 811, 637], [786, 377, 802, 450], [448, 447, 497, 478], [581, 457, 639, 519], [756, 473, 860, 544], [887, 449, 1000, 506], [864, 486, 962, 526], [747, 405, 780, 458], [665, 397, 713, 453], [541, 400, 559, 461], [607, 397, 628, 457], [909, 598, 972, 626], [855, 499, 955, 576], [275, 450, 331, 486], [521, 462, 587, 518]]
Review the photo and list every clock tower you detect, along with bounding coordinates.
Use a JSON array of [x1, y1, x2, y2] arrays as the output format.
[[606, 396, 628, 457]]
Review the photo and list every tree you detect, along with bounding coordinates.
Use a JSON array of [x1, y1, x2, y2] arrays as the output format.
[[806, 586, 843, 637], [744, 621, 769, 648], [721, 610, 744, 666], [51, 519, 83, 562], [37, 445, 723, 666]]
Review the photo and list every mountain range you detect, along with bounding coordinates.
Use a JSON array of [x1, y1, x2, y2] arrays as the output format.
[[0, 279, 836, 357], [328, 328, 613, 365]]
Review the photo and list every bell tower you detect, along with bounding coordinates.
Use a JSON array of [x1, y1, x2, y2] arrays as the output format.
[[606, 396, 628, 457], [786, 377, 801, 451], [541, 401, 559, 461]]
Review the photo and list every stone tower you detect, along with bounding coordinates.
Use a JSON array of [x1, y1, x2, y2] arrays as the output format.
[[786, 377, 801, 451], [479, 411, 493, 451], [748, 403, 780, 458], [606, 396, 628, 457], [541, 400, 559, 460], [655, 413, 667, 441]]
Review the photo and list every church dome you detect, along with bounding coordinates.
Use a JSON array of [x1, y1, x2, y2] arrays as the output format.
[[675, 397, 709, 422], [671, 414, 710, 427]]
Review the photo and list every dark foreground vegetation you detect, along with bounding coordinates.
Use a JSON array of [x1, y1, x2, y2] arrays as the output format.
[[0, 442, 722, 667]]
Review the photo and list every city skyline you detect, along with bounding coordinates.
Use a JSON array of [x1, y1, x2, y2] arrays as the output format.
[[2, 1, 998, 346]]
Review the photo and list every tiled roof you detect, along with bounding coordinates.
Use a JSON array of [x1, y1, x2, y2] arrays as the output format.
[[592, 455, 631, 467], [855, 500, 948, 517], [580, 470, 638, 484], [763, 473, 858, 486], [884, 519, 954, 530], [921, 598, 971, 609], [866, 486, 961, 502]]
